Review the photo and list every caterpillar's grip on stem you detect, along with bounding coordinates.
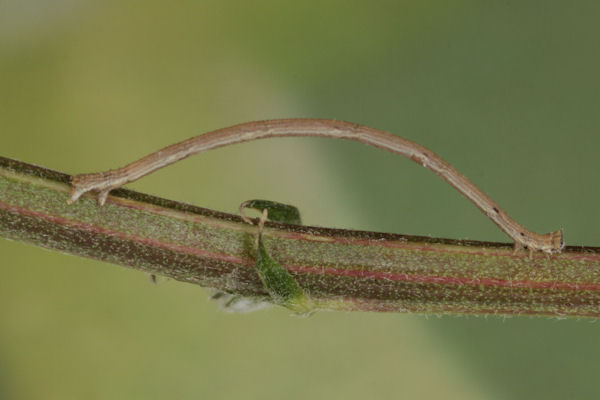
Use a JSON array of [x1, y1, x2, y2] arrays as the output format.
[[67, 119, 564, 255]]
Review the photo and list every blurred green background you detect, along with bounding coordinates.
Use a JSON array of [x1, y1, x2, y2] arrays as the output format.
[[1, 1, 599, 399]]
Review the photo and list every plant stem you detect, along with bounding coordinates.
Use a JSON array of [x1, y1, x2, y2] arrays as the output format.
[[1, 156, 599, 317]]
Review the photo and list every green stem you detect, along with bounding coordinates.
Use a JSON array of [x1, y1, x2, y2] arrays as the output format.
[[1, 156, 599, 317]]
